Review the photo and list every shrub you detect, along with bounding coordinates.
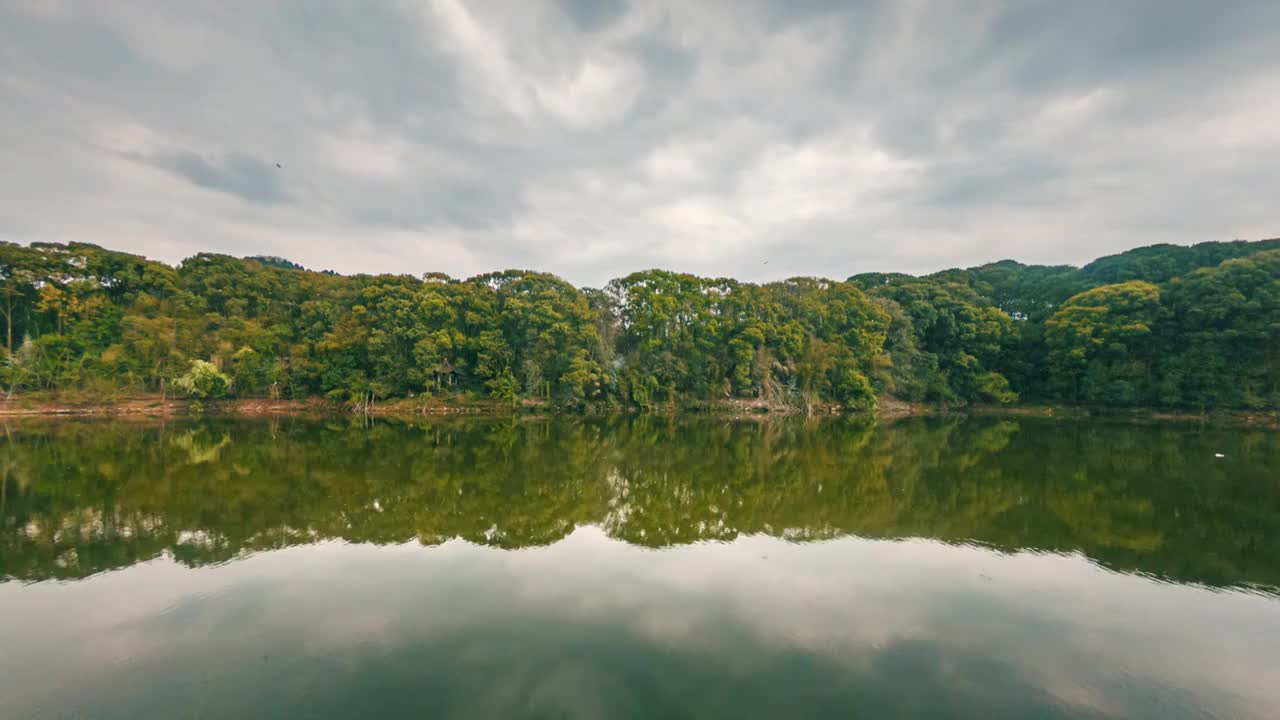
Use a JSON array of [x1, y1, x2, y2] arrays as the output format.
[[174, 360, 231, 399]]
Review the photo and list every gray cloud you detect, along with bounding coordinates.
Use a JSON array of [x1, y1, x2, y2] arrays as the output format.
[[557, 0, 629, 32], [141, 150, 290, 205], [0, 0, 1277, 284]]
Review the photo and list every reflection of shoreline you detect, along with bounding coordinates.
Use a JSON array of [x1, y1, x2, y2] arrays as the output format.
[[2, 417, 1278, 592], [968, 403, 1280, 429], [7, 525, 1278, 600], [2, 394, 1279, 429], [14, 529, 1280, 606]]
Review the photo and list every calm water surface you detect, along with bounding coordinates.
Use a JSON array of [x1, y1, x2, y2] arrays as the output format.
[[1, 416, 1278, 719]]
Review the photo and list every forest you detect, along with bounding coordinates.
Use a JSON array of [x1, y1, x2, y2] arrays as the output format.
[[0, 238, 1277, 411]]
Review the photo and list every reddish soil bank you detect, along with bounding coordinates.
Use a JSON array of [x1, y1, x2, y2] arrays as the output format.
[[0, 394, 1274, 428], [0, 395, 333, 418]]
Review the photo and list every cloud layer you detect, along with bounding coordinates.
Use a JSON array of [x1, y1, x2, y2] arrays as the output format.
[[2, 0, 1277, 284]]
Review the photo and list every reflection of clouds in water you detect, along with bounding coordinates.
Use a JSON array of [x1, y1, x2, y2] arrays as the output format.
[[2, 532, 1278, 719], [506, 530, 1277, 718]]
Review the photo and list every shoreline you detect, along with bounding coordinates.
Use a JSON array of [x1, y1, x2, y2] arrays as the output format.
[[0, 394, 1275, 428], [968, 403, 1280, 429]]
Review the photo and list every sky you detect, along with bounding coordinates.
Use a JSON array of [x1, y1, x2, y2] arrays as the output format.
[[1, 0, 1278, 286]]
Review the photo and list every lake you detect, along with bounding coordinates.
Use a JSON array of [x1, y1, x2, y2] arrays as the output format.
[[1, 416, 1278, 719]]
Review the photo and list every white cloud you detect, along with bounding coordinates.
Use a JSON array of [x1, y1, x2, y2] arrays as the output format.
[[425, 0, 537, 119], [533, 54, 644, 128], [641, 143, 702, 182], [321, 132, 409, 180]]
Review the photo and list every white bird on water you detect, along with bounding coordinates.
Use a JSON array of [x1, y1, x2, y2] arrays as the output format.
[[1214, 453, 1226, 458]]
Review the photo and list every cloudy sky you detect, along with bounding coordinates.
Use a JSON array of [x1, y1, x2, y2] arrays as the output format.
[[1, 1, 1277, 285]]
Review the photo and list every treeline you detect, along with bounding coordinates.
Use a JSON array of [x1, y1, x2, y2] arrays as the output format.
[[884, 237, 1280, 408], [0, 238, 1277, 410]]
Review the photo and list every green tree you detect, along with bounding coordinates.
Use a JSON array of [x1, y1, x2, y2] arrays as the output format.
[[1045, 281, 1162, 404]]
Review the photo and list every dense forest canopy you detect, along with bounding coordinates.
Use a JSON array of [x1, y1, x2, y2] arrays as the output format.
[[1, 238, 1277, 410]]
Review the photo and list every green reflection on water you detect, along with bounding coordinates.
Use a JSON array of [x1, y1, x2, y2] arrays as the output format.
[[3, 415, 1277, 590]]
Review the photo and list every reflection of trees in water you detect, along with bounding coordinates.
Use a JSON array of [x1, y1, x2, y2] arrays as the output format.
[[1, 417, 1277, 591], [170, 429, 233, 464]]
